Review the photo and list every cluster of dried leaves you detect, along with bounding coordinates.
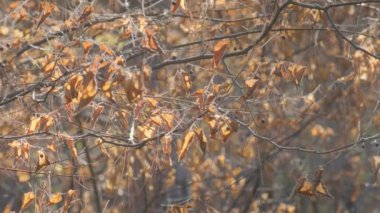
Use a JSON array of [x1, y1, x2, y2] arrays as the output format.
[[0, 0, 379, 212]]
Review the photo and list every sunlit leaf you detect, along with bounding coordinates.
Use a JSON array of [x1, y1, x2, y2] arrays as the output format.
[[297, 177, 314, 196], [82, 41, 93, 57], [36, 2, 56, 29], [35, 149, 50, 172], [161, 113, 175, 129], [213, 39, 229, 68], [21, 192, 35, 210], [178, 131, 195, 160], [48, 193, 63, 205]]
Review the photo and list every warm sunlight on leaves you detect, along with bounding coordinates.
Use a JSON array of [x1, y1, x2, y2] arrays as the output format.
[[21, 192, 35, 210], [48, 193, 63, 205]]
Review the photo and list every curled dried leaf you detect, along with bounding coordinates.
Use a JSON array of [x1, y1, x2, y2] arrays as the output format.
[[213, 39, 229, 68], [178, 131, 195, 160], [36, 149, 50, 172], [49, 193, 63, 205], [21, 192, 35, 210]]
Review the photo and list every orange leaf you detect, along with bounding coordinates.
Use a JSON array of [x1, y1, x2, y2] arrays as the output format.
[[78, 5, 94, 22], [178, 131, 195, 160], [35, 150, 50, 172], [82, 41, 93, 57], [212, 39, 229, 68], [21, 192, 35, 210], [171, 0, 181, 13], [48, 193, 63, 205], [145, 28, 158, 51]]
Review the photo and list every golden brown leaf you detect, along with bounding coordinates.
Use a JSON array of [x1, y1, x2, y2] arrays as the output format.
[[220, 119, 234, 142], [77, 70, 97, 111], [297, 177, 314, 196], [82, 41, 93, 57], [276, 202, 295, 213], [48, 193, 63, 205], [36, 2, 56, 29], [64, 74, 83, 104], [205, 115, 218, 139], [178, 131, 195, 160], [16, 170, 30, 183], [21, 192, 35, 210], [213, 39, 229, 68], [161, 113, 175, 129], [145, 97, 158, 108], [35, 149, 50, 172], [315, 182, 334, 199]]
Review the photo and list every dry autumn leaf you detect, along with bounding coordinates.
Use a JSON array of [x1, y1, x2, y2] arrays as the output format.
[[36, 2, 56, 29], [78, 5, 94, 22], [21, 192, 35, 210], [35, 149, 50, 172], [76, 70, 97, 111], [49, 193, 63, 205], [178, 130, 195, 160], [82, 41, 93, 57], [290, 166, 334, 199], [27, 115, 54, 134], [213, 39, 229, 68]]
